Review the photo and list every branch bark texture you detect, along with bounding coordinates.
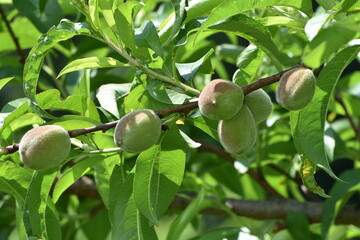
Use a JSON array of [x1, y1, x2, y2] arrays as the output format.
[[64, 177, 360, 226]]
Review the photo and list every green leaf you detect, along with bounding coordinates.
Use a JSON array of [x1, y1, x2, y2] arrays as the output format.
[[260, 16, 306, 29], [175, 49, 214, 82], [192, 227, 241, 240], [187, 116, 219, 141], [167, 189, 213, 240], [135, 21, 164, 58], [291, 45, 360, 180], [0, 161, 32, 208], [57, 57, 127, 78], [94, 155, 120, 207], [114, 1, 141, 50], [111, 167, 158, 240], [194, 0, 313, 43], [207, 14, 285, 70], [147, 80, 191, 105], [0, 17, 42, 52], [52, 156, 105, 203], [124, 83, 172, 113], [233, 44, 265, 86], [23, 168, 61, 239], [304, 12, 331, 41], [96, 83, 132, 118], [299, 158, 329, 198], [321, 168, 360, 240], [162, 0, 187, 45], [23, 19, 91, 119], [184, 0, 224, 23], [0, 77, 14, 90], [302, 23, 358, 68], [134, 125, 186, 224], [0, 99, 31, 134], [35, 89, 100, 120], [13, 0, 63, 33], [315, 0, 337, 10], [287, 212, 316, 240]]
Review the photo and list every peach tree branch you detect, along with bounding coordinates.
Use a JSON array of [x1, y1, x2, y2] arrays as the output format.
[[0, 63, 305, 154]]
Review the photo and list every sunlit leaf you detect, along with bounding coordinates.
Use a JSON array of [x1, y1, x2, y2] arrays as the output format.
[[52, 156, 105, 203], [175, 49, 214, 81], [134, 125, 186, 224], [299, 157, 329, 198], [208, 14, 285, 70], [23, 168, 61, 239], [0, 77, 14, 90], [57, 57, 127, 78], [23, 19, 92, 118]]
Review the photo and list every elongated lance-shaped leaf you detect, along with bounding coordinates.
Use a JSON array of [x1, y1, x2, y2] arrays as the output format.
[[111, 166, 157, 240], [23, 168, 61, 240], [291, 45, 360, 180], [321, 169, 360, 240], [23, 19, 91, 119], [167, 189, 213, 240], [57, 57, 127, 78], [194, 0, 313, 43], [52, 156, 105, 203], [208, 14, 285, 70], [134, 125, 187, 224], [162, 0, 187, 45]]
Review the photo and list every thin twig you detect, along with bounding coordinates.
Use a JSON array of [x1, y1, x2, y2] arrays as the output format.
[[335, 91, 360, 140], [241, 63, 305, 94], [0, 5, 26, 65], [0, 64, 306, 155]]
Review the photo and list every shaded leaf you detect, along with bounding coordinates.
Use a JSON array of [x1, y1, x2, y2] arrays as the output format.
[[167, 189, 212, 240], [321, 169, 360, 240], [13, 0, 63, 33]]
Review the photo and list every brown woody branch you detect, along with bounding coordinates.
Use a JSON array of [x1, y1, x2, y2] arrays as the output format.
[[335, 92, 360, 141], [1, 63, 305, 153], [0, 5, 26, 65], [64, 176, 360, 226]]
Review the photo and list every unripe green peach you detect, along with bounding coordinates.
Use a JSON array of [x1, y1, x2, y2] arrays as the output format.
[[198, 79, 244, 120], [244, 89, 273, 124], [218, 105, 257, 155], [276, 67, 316, 110], [19, 125, 71, 170], [114, 109, 162, 153]]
